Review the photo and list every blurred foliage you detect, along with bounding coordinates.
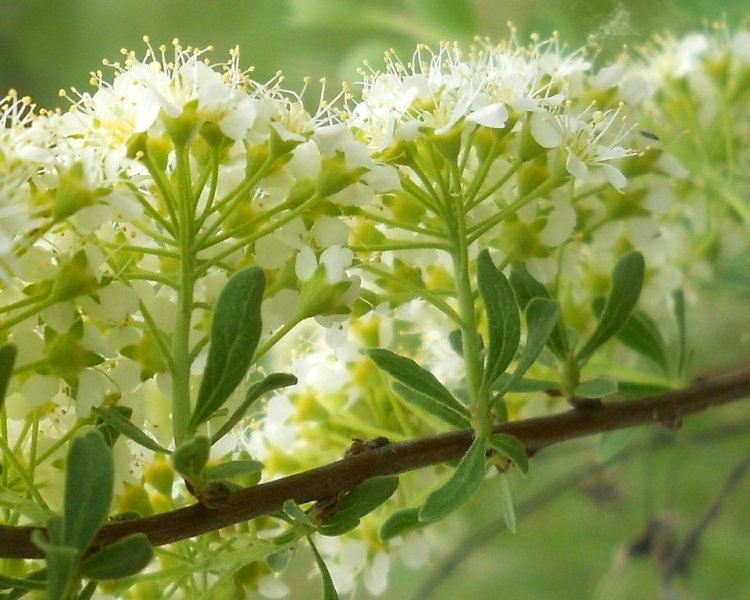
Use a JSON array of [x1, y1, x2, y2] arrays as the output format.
[[1, 0, 748, 109]]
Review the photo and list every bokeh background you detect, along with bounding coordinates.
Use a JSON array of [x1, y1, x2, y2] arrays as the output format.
[[3, 1, 749, 598]]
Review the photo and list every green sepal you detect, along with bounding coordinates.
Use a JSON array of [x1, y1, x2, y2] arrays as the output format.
[[63, 431, 114, 553], [190, 267, 265, 429], [0, 344, 17, 413], [477, 250, 521, 388], [318, 477, 399, 536], [419, 436, 487, 523], [92, 407, 171, 454], [576, 251, 645, 365], [79, 534, 153, 580]]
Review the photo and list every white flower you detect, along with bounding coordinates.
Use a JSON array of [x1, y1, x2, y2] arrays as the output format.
[[351, 35, 592, 149], [530, 106, 632, 188]]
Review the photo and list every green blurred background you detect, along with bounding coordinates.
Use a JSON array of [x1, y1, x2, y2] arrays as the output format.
[[2, 0, 748, 110], [3, 1, 749, 598]]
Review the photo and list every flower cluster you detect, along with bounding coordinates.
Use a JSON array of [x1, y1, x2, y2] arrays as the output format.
[[0, 24, 747, 599]]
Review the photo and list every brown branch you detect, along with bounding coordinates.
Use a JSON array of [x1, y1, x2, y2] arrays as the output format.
[[412, 419, 750, 600], [2, 364, 750, 560]]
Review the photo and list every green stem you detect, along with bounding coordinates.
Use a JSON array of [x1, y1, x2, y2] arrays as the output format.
[[0, 433, 51, 514], [171, 144, 197, 445], [447, 195, 489, 437]]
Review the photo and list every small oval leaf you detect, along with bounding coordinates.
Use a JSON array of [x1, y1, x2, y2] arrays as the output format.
[[320, 477, 399, 535], [509, 267, 568, 359], [64, 430, 114, 552], [576, 251, 645, 364], [380, 507, 422, 541], [80, 534, 153, 580], [419, 436, 487, 523], [190, 267, 265, 428], [366, 349, 467, 423], [493, 298, 560, 399], [490, 434, 528, 474], [391, 382, 471, 429], [203, 460, 263, 482], [477, 250, 520, 388], [575, 378, 618, 399]]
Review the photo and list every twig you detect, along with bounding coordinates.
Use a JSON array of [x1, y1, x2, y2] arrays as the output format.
[[661, 444, 750, 583], [412, 419, 750, 600], [1, 364, 749, 560]]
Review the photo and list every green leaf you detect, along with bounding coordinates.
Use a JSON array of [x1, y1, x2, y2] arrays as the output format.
[[31, 531, 78, 600], [172, 436, 210, 481], [509, 266, 568, 359], [190, 267, 265, 428], [319, 477, 399, 536], [92, 407, 171, 454], [283, 499, 316, 529], [477, 250, 520, 388], [95, 405, 132, 447], [80, 534, 153, 580], [576, 251, 645, 364], [499, 475, 517, 533], [0, 573, 46, 591], [391, 382, 471, 429], [575, 378, 618, 399], [366, 348, 468, 425], [448, 329, 463, 357], [493, 298, 560, 400], [0, 344, 17, 413], [490, 434, 528, 474], [210, 372, 297, 445], [203, 460, 263, 482], [308, 536, 339, 600], [419, 436, 487, 523], [63, 431, 114, 553], [380, 508, 422, 541], [616, 311, 669, 374]]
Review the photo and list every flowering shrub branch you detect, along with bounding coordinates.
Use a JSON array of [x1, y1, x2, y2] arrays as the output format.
[[0, 24, 749, 598]]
